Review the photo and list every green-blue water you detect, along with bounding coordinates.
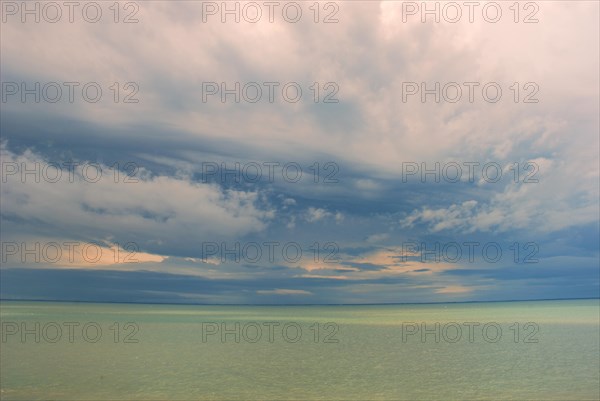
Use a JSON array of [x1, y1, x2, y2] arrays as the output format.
[[1, 299, 599, 400]]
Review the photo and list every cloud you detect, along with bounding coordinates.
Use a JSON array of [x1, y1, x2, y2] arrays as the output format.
[[0, 1, 598, 303], [304, 207, 344, 224], [434, 285, 473, 294], [256, 289, 312, 296], [400, 156, 599, 234], [305, 207, 331, 223], [286, 216, 296, 229], [366, 233, 390, 243], [1, 144, 274, 258], [401, 200, 482, 232], [1, 240, 165, 269], [2, 2, 597, 177], [355, 179, 382, 192]]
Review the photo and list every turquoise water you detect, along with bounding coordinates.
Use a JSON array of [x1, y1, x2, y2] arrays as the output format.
[[1, 299, 598, 400]]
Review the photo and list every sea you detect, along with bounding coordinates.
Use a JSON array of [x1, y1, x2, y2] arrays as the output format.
[[1, 299, 598, 400]]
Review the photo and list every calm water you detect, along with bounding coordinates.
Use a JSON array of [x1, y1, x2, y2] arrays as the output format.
[[1, 299, 598, 400]]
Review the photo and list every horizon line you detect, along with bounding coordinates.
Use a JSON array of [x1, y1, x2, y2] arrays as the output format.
[[1, 297, 598, 307]]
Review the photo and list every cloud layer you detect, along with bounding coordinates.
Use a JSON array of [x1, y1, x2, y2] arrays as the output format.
[[1, 1, 598, 303]]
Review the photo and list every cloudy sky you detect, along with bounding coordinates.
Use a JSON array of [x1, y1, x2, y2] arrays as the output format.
[[1, 1, 598, 304]]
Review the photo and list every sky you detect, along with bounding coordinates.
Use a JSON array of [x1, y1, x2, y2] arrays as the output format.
[[0, 1, 598, 304]]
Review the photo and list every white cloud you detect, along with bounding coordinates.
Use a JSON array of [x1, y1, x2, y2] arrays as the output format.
[[400, 156, 599, 234], [2, 1, 597, 182], [304, 207, 344, 224], [305, 207, 331, 223], [0, 144, 274, 256]]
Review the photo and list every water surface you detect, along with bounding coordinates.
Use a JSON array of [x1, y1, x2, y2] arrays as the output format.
[[1, 299, 598, 400]]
